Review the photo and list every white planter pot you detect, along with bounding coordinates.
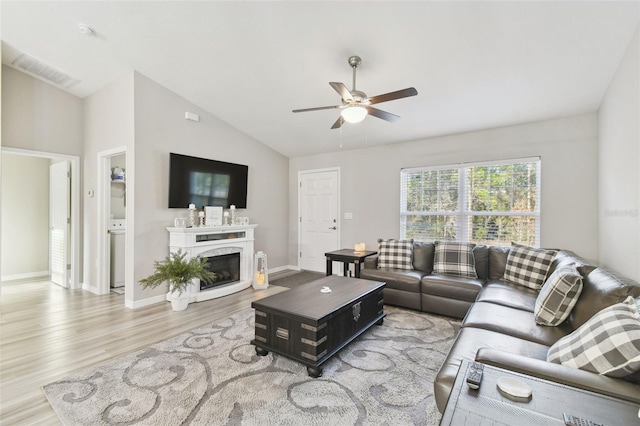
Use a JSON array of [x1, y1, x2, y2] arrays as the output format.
[[170, 292, 190, 311]]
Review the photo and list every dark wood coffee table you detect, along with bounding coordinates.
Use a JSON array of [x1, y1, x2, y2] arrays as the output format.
[[251, 275, 385, 377]]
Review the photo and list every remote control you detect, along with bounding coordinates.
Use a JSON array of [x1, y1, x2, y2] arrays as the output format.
[[466, 362, 484, 389], [562, 413, 604, 426]]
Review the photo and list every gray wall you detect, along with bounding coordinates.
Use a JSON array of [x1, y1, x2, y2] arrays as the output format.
[[598, 27, 640, 280], [289, 114, 599, 266], [82, 72, 135, 293], [1, 66, 83, 154], [0, 153, 50, 278], [1, 65, 83, 282], [132, 72, 289, 301]]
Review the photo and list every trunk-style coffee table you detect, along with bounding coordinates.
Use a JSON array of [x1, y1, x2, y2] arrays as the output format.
[[251, 275, 385, 377]]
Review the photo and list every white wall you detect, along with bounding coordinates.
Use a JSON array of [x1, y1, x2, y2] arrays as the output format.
[[132, 72, 289, 301], [598, 27, 640, 280], [0, 153, 50, 279], [290, 114, 599, 266]]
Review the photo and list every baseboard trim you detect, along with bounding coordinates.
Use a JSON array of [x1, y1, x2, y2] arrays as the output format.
[[125, 294, 167, 310], [1, 270, 49, 282], [269, 265, 299, 274], [82, 282, 100, 294]]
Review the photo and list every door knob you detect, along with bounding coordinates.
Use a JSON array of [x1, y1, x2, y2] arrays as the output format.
[[329, 226, 337, 230]]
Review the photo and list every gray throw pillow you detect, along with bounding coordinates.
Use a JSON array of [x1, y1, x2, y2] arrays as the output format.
[[377, 239, 413, 270], [433, 241, 477, 278], [503, 242, 556, 290], [535, 263, 583, 326], [547, 296, 640, 377]]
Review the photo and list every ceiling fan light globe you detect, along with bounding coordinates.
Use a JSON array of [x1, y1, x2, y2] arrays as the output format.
[[341, 106, 367, 123]]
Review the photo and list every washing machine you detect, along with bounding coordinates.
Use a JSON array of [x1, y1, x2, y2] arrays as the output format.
[[110, 219, 126, 288]]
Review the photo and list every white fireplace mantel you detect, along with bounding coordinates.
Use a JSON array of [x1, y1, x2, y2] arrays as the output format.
[[166, 224, 257, 303]]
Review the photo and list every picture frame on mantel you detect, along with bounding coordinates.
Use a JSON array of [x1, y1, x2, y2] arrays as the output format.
[[205, 206, 223, 226]]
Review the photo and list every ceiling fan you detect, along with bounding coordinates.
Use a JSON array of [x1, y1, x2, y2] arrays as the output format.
[[292, 55, 418, 129]]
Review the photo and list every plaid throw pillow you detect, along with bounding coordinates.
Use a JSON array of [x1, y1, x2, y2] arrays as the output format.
[[547, 296, 640, 377], [377, 239, 413, 270], [535, 263, 583, 326], [504, 243, 556, 290], [433, 241, 477, 278]]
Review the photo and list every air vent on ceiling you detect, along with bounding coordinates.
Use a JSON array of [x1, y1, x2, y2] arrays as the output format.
[[12, 52, 80, 89]]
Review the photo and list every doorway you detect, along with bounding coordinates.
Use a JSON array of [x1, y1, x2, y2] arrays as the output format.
[[298, 168, 340, 273], [97, 147, 129, 300], [0, 147, 81, 293]]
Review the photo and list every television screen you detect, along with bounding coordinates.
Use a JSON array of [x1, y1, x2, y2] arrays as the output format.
[[168, 153, 248, 209]]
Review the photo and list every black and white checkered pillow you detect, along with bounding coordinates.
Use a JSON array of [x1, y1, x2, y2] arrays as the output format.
[[535, 263, 583, 326], [433, 241, 477, 278], [547, 296, 640, 377], [504, 243, 556, 290], [377, 239, 413, 270]]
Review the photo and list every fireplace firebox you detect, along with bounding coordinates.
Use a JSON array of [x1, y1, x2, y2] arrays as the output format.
[[202, 252, 241, 290]]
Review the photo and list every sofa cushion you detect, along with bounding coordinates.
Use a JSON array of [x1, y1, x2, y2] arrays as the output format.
[[421, 275, 484, 302], [535, 263, 583, 326], [473, 245, 489, 279], [433, 241, 477, 278], [359, 268, 425, 293], [569, 267, 640, 329], [377, 238, 413, 270], [412, 241, 434, 273], [463, 301, 573, 346], [504, 243, 556, 290], [476, 280, 538, 312], [548, 297, 640, 377], [488, 246, 510, 279]]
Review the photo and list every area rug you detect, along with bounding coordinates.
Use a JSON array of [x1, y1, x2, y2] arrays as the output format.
[[43, 306, 461, 425], [270, 270, 325, 288]]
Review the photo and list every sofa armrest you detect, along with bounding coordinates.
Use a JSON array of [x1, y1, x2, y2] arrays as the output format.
[[475, 348, 640, 404], [363, 255, 378, 269]]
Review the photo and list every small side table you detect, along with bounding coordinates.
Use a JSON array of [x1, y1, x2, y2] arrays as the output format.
[[325, 249, 377, 278]]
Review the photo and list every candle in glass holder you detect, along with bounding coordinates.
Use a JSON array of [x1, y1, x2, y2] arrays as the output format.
[[354, 243, 366, 252]]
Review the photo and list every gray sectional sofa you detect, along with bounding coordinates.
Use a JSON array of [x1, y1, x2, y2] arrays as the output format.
[[360, 243, 640, 413]]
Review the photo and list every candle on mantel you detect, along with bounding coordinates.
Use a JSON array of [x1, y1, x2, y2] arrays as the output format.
[[230, 205, 236, 210]]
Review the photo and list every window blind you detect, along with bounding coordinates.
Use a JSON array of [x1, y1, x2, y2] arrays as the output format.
[[400, 157, 541, 246]]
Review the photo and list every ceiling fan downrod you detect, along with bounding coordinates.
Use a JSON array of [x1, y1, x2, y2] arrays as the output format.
[[348, 55, 361, 92]]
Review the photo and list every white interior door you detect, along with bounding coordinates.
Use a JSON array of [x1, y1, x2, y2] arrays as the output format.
[[299, 169, 339, 272], [50, 161, 70, 287]]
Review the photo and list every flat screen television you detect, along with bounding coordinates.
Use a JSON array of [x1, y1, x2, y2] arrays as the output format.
[[168, 153, 248, 209]]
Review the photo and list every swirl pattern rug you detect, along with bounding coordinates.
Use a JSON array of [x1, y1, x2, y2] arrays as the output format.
[[43, 306, 460, 425]]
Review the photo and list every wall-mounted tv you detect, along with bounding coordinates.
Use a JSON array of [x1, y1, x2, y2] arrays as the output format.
[[168, 153, 248, 209]]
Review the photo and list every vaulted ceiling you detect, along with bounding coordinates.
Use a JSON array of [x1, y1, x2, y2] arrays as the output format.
[[1, 1, 638, 157]]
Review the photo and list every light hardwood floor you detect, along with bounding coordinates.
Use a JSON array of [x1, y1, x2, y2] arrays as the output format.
[[0, 279, 288, 425]]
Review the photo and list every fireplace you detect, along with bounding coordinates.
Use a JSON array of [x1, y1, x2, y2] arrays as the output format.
[[167, 224, 257, 303], [202, 252, 240, 290]]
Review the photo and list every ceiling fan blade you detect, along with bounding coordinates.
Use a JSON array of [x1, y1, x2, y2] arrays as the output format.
[[329, 82, 354, 102], [330, 116, 345, 129], [292, 105, 342, 113], [365, 106, 400, 122], [367, 87, 418, 105]]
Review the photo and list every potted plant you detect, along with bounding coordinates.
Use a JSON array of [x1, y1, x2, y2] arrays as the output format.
[[139, 249, 216, 311]]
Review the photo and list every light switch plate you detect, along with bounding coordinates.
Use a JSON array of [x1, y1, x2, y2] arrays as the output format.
[[344, 212, 353, 220]]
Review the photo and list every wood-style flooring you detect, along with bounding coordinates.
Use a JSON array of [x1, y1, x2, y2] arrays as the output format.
[[0, 278, 288, 425]]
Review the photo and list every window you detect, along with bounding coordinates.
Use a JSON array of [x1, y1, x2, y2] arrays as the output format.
[[400, 158, 540, 246]]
